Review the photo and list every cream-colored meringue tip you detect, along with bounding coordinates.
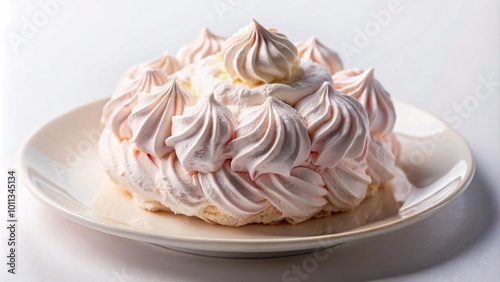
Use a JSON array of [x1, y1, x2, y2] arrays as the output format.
[[318, 81, 336, 94], [250, 18, 265, 29], [143, 69, 160, 75], [321, 81, 332, 88], [264, 96, 275, 103], [169, 76, 179, 84], [364, 67, 375, 77], [200, 26, 219, 38], [345, 68, 364, 77]]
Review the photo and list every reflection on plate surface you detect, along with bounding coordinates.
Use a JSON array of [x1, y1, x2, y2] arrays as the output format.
[[19, 99, 475, 258]]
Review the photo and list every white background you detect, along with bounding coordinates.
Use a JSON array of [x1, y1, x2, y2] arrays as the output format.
[[1, 0, 499, 281]]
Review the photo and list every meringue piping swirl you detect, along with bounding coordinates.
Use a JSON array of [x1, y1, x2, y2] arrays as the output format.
[[295, 81, 369, 168], [158, 153, 205, 216], [198, 161, 271, 219], [323, 157, 371, 211], [139, 52, 183, 76], [177, 27, 226, 66], [255, 167, 327, 218], [128, 78, 193, 158], [228, 97, 311, 180], [333, 68, 396, 138], [221, 19, 298, 86], [118, 52, 181, 85], [101, 70, 168, 139], [365, 137, 397, 188], [296, 37, 343, 74], [165, 94, 236, 173]]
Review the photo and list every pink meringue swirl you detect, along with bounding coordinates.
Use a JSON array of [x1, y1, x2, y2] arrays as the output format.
[[118, 52, 182, 85], [198, 161, 271, 219], [323, 157, 371, 211], [296, 37, 343, 74], [176, 27, 226, 66], [101, 70, 168, 139], [165, 94, 236, 173], [221, 19, 298, 86], [295, 81, 369, 168], [333, 68, 396, 138], [255, 167, 327, 218], [158, 153, 205, 216], [128, 78, 193, 158], [365, 137, 396, 188], [228, 97, 311, 180], [139, 52, 183, 76]]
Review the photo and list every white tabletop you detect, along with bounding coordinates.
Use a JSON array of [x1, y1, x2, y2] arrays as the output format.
[[1, 1, 499, 281]]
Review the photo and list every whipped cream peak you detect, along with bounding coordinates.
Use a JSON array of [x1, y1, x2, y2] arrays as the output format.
[[176, 27, 226, 66], [295, 81, 369, 168], [166, 94, 236, 173], [128, 78, 193, 158], [296, 37, 343, 75], [221, 19, 298, 86], [229, 97, 311, 180], [333, 67, 396, 138]]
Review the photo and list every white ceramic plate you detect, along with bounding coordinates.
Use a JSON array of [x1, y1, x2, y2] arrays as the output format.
[[18, 99, 475, 258]]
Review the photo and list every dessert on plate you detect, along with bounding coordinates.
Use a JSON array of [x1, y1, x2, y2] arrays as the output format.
[[99, 19, 412, 226]]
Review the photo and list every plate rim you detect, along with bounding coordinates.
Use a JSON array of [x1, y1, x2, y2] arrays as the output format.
[[17, 98, 476, 253]]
